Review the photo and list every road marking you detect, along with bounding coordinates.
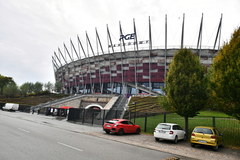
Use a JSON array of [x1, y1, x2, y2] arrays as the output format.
[[18, 128, 30, 133], [57, 142, 83, 152]]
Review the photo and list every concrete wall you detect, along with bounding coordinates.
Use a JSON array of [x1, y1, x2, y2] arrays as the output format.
[[51, 95, 114, 110]]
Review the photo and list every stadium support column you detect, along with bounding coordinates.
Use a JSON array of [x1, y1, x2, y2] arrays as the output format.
[[63, 46, 72, 94], [197, 13, 203, 58], [133, 18, 139, 94], [58, 48, 69, 94], [148, 16, 152, 90], [77, 36, 86, 94], [64, 43, 75, 94], [181, 13, 185, 49], [54, 51, 63, 93], [52, 55, 60, 91], [107, 25, 114, 94], [213, 14, 222, 51], [96, 28, 104, 94], [119, 21, 126, 95], [86, 32, 94, 94], [52, 58, 57, 81], [164, 14, 167, 88], [78, 35, 90, 94], [71, 39, 82, 93]]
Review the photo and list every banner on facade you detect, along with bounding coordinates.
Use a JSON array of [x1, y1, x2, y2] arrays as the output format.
[[108, 40, 149, 48]]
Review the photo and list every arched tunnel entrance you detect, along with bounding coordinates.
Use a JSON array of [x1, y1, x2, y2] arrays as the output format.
[[84, 104, 103, 124], [85, 104, 103, 110]]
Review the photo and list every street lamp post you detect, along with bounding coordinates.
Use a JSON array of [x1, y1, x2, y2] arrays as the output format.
[[132, 102, 137, 124]]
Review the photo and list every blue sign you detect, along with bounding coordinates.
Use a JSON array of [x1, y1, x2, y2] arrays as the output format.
[[119, 33, 135, 41]]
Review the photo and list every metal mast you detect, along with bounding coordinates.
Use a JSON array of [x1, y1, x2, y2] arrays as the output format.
[[107, 25, 114, 93], [78, 35, 91, 94], [197, 13, 203, 58], [70, 38, 82, 93], [58, 47, 69, 93], [119, 21, 125, 94], [213, 14, 223, 50], [164, 14, 168, 88], [54, 51, 64, 93], [133, 18, 139, 94], [76, 36, 85, 93], [148, 16, 152, 90], [95, 28, 103, 93], [85, 32, 94, 93], [181, 13, 185, 49]]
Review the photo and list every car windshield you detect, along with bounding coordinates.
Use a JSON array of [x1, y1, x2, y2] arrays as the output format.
[[193, 128, 213, 134], [156, 124, 171, 130]]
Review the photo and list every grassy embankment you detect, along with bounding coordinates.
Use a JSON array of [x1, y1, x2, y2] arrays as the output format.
[[0, 93, 68, 106], [133, 111, 240, 148], [127, 96, 240, 148]]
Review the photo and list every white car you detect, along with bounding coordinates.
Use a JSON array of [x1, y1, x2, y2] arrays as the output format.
[[154, 123, 186, 143]]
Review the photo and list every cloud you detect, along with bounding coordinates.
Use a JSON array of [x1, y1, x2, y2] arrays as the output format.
[[0, 0, 239, 86]]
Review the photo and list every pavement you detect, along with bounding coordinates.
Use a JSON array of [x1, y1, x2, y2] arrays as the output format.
[[1, 111, 240, 160]]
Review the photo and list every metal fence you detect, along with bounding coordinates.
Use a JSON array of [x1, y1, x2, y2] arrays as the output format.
[[37, 106, 240, 147], [126, 111, 240, 147], [67, 108, 124, 126]]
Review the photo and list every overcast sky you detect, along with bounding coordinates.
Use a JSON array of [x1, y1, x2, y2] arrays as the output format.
[[0, 0, 239, 86]]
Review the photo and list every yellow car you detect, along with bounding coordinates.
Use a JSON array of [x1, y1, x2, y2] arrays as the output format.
[[190, 126, 223, 151]]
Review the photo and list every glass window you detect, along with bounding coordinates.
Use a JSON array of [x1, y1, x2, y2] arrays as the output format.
[[172, 125, 177, 130], [121, 121, 128, 124], [127, 121, 134, 125], [194, 128, 213, 134], [156, 124, 171, 130], [173, 125, 182, 130], [107, 120, 118, 124]]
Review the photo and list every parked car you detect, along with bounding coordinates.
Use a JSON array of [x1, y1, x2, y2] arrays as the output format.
[[2, 103, 19, 111], [103, 119, 141, 135], [154, 123, 186, 143], [190, 126, 223, 151]]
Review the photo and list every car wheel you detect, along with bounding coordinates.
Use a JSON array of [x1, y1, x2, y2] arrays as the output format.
[[213, 143, 219, 151], [118, 128, 124, 135], [191, 143, 195, 147], [155, 138, 160, 142], [136, 128, 141, 134], [105, 130, 110, 134], [174, 136, 178, 144]]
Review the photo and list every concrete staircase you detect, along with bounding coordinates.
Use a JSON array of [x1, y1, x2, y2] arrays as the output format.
[[105, 95, 129, 119]]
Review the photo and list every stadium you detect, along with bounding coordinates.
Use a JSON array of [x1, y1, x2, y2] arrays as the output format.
[[52, 15, 222, 96]]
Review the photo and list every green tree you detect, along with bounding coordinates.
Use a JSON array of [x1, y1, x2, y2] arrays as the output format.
[[20, 82, 34, 96], [44, 81, 53, 92], [2, 82, 20, 97], [54, 81, 62, 93], [165, 49, 207, 137], [210, 27, 240, 120], [33, 82, 43, 94], [0, 74, 15, 94]]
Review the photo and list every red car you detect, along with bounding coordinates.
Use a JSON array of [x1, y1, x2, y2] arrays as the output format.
[[103, 119, 141, 135]]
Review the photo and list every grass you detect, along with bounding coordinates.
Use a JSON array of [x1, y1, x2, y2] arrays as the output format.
[[131, 111, 240, 147], [197, 110, 231, 117], [128, 96, 165, 113]]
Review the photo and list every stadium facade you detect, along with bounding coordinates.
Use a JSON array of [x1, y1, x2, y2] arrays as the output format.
[[52, 15, 222, 95]]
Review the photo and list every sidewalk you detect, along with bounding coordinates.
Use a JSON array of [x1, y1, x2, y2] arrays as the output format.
[[86, 132, 240, 160], [1, 111, 239, 160]]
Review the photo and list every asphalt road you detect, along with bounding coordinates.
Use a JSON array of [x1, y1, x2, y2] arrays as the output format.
[[0, 111, 177, 160]]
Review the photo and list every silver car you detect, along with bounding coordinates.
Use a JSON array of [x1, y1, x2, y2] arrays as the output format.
[[154, 123, 186, 143]]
